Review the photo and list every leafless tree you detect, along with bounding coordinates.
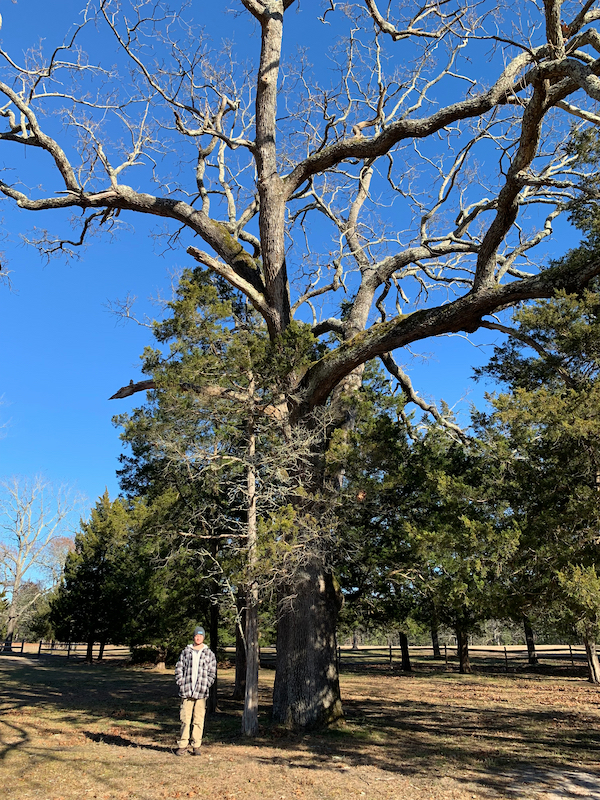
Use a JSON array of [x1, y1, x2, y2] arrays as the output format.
[[0, 477, 75, 649], [2, 0, 600, 724]]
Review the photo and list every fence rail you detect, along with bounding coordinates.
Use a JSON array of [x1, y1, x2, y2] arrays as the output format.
[[233, 643, 588, 672], [0, 640, 131, 660]]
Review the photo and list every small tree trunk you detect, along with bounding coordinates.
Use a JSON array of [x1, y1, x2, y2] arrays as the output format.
[[242, 421, 259, 737], [431, 622, 442, 659], [85, 637, 95, 663], [456, 626, 472, 674], [208, 602, 219, 713], [155, 645, 167, 671], [352, 630, 359, 650], [233, 592, 247, 701], [523, 616, 538, 665], [583, 635, 600, 684], [97, 637, 106, 661], [399, 631, 412, 672], [242, 586, 259, 736]]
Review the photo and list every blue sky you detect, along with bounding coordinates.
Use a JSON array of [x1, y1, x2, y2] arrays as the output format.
[[0, 1, 572, 519]]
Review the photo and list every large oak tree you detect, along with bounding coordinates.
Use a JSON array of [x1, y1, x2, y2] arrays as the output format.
[[3, 0, 600, 725]]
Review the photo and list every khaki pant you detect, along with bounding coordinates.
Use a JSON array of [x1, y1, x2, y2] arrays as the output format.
[[177, 697, 207, 749]]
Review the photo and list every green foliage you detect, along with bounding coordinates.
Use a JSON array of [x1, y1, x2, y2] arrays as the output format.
[[51, 492, 147, 646], [475, 285, 600, 643]]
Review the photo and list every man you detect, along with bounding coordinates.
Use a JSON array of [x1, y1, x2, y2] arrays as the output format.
[[174, 625, 217, 756]]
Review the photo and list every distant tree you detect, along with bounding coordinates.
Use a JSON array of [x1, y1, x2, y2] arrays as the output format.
[[0, 477, 75, 650], [51, 491, 145, 661]]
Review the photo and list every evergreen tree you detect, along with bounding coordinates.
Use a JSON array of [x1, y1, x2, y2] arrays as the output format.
[[52, 492, 145, 661], [475, 285, 600, 681]]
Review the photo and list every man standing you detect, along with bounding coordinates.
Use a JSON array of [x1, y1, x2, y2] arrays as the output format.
[[174, 625, 217, 756]]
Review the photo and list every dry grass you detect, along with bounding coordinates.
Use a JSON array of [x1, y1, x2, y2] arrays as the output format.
[[1, 654, 600, 799]]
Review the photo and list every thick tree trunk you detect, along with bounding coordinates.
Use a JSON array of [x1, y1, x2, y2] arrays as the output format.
[[431, 622, 442, 659], [272, 563, 343, 728], [523, 616, 538, 665], [456, 627, 472, 674], [208, 602, 219, 713], [583, 635, 600, 684], [233, 593, 247, 701], [399, 631, 412, 672], [3, 612, 17, 651]]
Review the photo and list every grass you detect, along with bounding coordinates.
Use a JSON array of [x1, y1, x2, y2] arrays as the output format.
[[1, 653, 600, 800]]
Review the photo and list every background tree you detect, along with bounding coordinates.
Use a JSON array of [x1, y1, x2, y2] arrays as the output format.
[[4, 0, 600, 725], [52, 491, 147, 661], [475, 277, 600, 682], [0, 477, 74, 650]]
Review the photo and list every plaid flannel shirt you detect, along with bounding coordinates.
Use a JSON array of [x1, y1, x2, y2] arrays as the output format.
[[175, 644, 217, 699]]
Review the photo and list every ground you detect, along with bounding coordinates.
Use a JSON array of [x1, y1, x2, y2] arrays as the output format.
[[1, 654, 600, 799]]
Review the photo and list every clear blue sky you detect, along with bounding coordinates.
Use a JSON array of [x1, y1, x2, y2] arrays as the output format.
[[0, 1, 569, 516]]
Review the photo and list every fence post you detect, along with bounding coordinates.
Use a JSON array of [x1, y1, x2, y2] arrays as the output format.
[[444, 643, 448, 669], [38, 640, 43, 657], [569, 644, 575, 667], [504, 646, 508, 673], [389, 643, 393, 670]]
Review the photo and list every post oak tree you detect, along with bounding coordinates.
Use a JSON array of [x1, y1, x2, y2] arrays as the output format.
[[3, 0, 600, 724]]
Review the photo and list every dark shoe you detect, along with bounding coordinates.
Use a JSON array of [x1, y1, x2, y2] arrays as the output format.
[[175, 748, 189, 756], [193, 747, 202, 756]]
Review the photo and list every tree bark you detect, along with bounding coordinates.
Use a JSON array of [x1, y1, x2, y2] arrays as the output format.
[[233, 592, 247, 701], [399, 631, 412, 672], [272, 563, 343, 728], [3, 612, 17, 651], [431, 621, 442, 659], [242, 423, 259, 736], [85, 637, 95, 663], [523, 616, 539, 665], [456, 626, 472, 674], [208, 601, 219, 713], [583, 635, 600, 684], [97, 637, 106, 660]]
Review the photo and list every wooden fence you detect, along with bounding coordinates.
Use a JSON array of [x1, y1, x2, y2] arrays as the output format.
[[247, 643, 588, 672], [0, 640, 130, 660]]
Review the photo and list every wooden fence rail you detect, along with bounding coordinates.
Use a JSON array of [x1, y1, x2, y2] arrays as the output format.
[[34, 641, 131, 660], [237, 643, 589, 672]]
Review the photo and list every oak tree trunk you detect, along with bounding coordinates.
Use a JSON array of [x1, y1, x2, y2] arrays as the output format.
[[272, 563, 343, 728]]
